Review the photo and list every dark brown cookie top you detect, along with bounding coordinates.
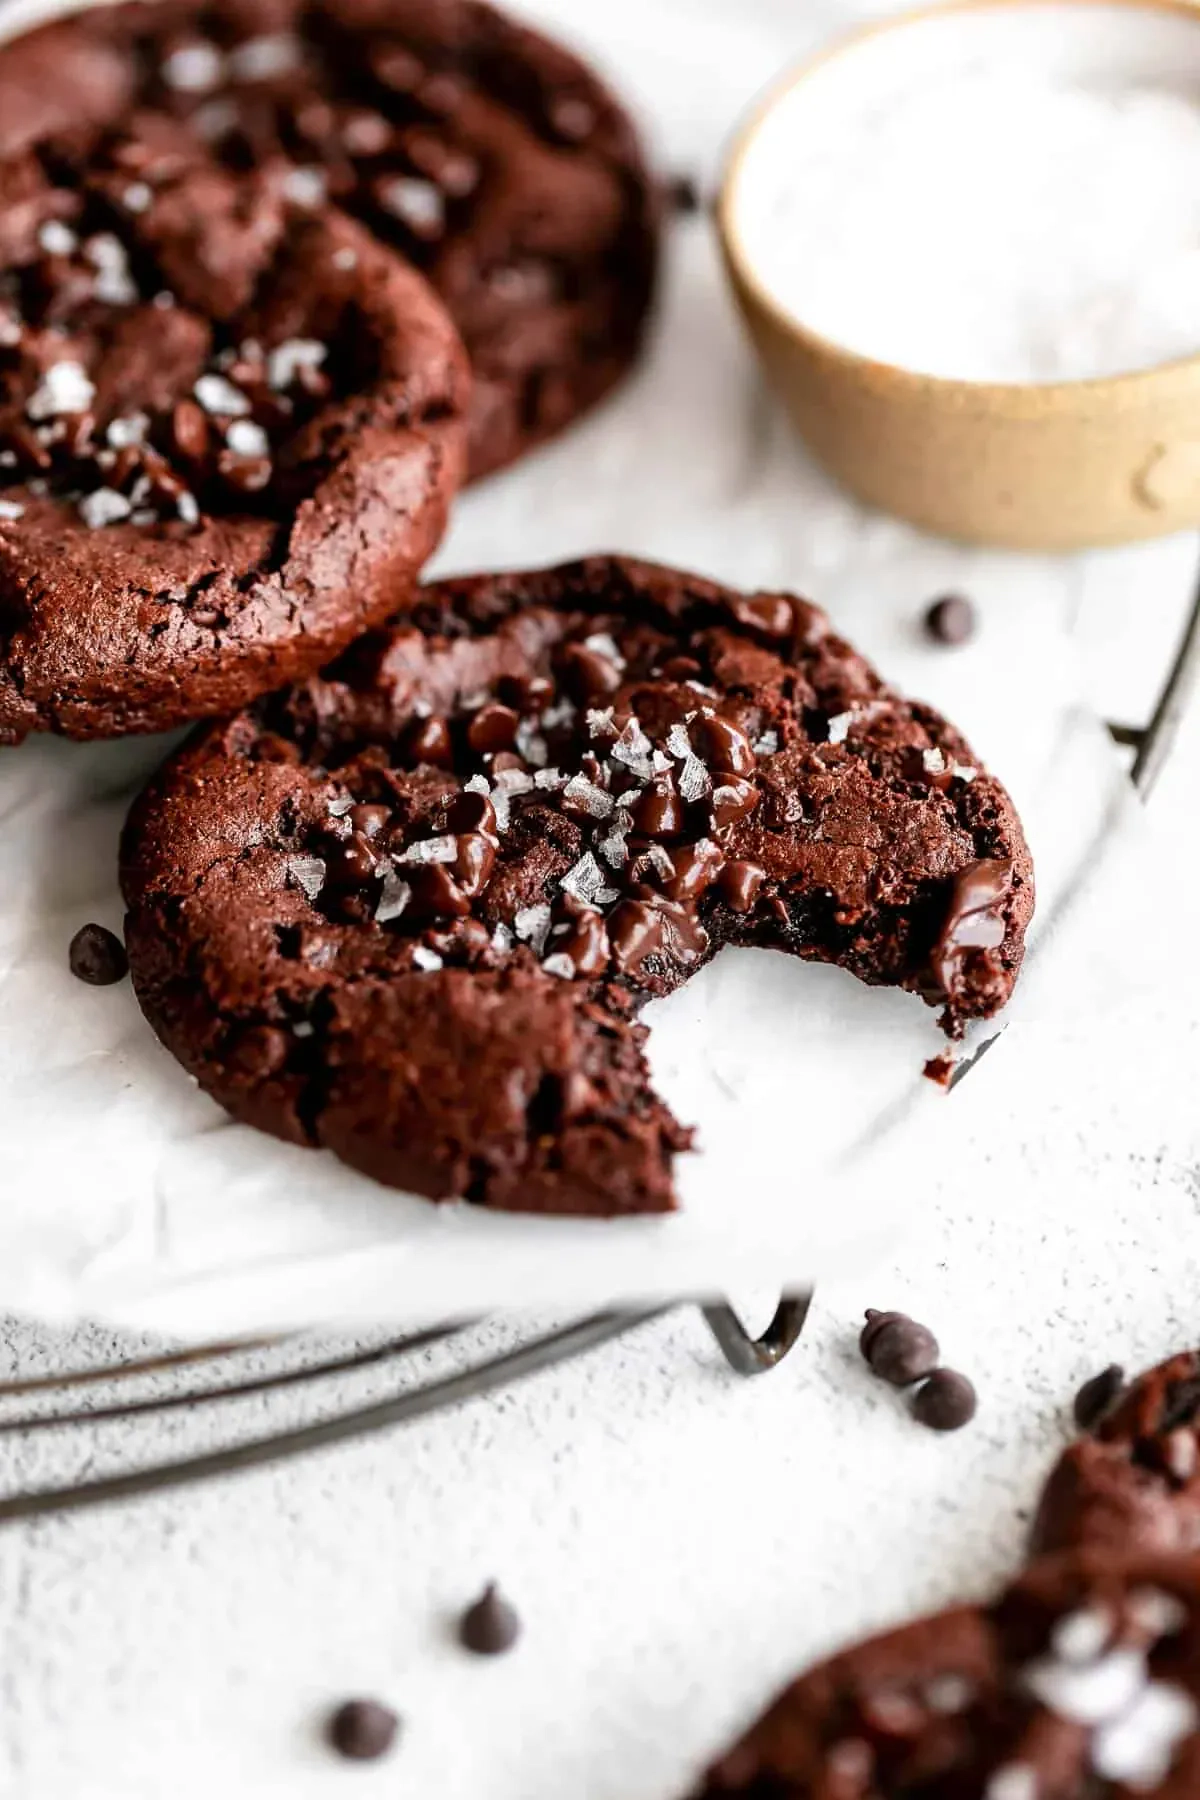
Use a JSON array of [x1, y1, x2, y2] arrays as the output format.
[[1034, 1354, 1200, 1560], [698, 1551, 1200, 1798], [2, 0, 660, 480], [119, 555, 1033, 1218], [0, 112, 469, 741]]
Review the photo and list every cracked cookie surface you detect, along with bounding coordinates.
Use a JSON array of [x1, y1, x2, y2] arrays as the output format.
[[120, 555, 1033, 1218], [0, 108, 468, 741], [697, 1551, 1200, 1799], [0, 0, 660, 480]]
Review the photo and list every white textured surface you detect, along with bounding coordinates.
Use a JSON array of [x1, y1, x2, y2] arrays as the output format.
[[2, 1, 1200, 1797]]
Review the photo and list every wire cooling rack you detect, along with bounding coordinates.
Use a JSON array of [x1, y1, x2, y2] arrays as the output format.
[[0, 582, 1196, 1524]]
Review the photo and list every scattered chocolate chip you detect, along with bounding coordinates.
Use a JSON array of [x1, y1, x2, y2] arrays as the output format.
[[68, 922, 128, 986], [327, 1698, 400, 1761], [1073, 1363, 1125, 1431], [860, 1310, 940, 1387], [667, 174, 701, 215], [924, 594, 976, 646], [912, 1369, 977, 1432], [458, 1582, 521, 1656]]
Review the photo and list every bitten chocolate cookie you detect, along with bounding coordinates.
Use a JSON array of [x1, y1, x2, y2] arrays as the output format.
[[0, 0, 660, 480], [0, 109, 468, 742], [1033, 1354, 1200, 1559], [120, 556, 1033, 1217], [698, 1551, 1200, 1797]]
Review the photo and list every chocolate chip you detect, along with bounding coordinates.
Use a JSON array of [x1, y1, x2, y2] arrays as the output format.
[[911, 1369, 977, 1432], [667, 174, 701, 215], [551, 906, 609, 977], [717, 859, 765, 912], [629, 771, 685, 838], [924, 594, 975, 646], [349, 803, 391, 839], [407, 714, 454, 767], [1073, 1363, 1125, 1431], [929, 860, 1013, 1000], [608, 898, 663, 974], [467, 701, 520, 754], [860, 1310, 940, 1387], [445, 789, 497, 836], [68, 922, 128, 985], [326, 1698, 400, 1761], [696, 715, 756, 777], [458, 1583, 521, 1656]]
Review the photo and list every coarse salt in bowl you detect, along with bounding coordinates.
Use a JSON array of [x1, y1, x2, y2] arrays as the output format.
[[719, 0, 1200, 550]]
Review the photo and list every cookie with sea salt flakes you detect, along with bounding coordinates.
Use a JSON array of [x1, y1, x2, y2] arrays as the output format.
[[0, 0, 660, 481], [1033, 1352, 1200, 1559], [697, 1551, 1200, 1798], [0, 113, 468, 742], [119, 555, 1032, 1218]]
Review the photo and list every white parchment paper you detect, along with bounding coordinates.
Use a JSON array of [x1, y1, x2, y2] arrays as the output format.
[[0, 0, 1160, 1338]]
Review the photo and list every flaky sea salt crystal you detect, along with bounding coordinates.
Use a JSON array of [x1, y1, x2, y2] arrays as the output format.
[[826, 712, 854, 745], [380, 177, 443, 232], [161, 41, 224, 91], [397, 835, 457, 865], [923, 747, 947, 776], [1092, 1682, 1198, 1787], [494, 769, 535, 796], [27, 361, 95, 421], [643, 844, 674, 879], [86, 234, 137, 305], [514, 904, 553, 957], [560, 853, 619, 909], [1025, 1646, 1145, 1724], [374, 872, 412, 924], [515, 719, 548, 767], [106, 413, 149, 449], [0, 500, 24, 522], [287, 855, 326, 900], [38, 220, 78, 258], [228, 34, 301, 80], [78, 488, 132, 530], [123, 182, 153, 214], [665, 722, 692, 760], [282, 167, 327, 208], [267, 338, 327, 391], [1052, 1607, 1111, 1665], [542, 953, 576, 980], [541, 698, 576, 731], [195, 374, 252, 418], [587, 707, 616, 738], [677, 754, 710, 802], [984, 1768, 1037, 1800], [534, 767, 566, 791], [562, 774, 614, 819], [584, 631, 625, 670], [491, 923, 515, 953], [598, 828, 629, 869], [227, 419, 270, 459], [411, 946, 443, 972], [753, 729, 779, 756], [177, 492, 200, 525]]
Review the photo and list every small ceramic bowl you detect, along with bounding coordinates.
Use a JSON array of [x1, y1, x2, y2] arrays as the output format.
[[719, 0, 1200, 551]]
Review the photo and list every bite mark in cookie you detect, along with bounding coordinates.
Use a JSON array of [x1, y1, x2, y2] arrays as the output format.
[[119, 555, 1033, 1218], [0, 112, 469, 741]]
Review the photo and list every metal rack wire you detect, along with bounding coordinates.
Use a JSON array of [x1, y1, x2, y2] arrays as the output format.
[[1, 580, 1197, 1525]]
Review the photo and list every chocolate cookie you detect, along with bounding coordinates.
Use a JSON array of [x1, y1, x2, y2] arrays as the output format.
[[119, 555, 1033, 1217], [0, 0, 659, 480], [1033, 1354, 1200, 1559], [698, 1551, 1200, 1797], [0, 106, 468, 742]]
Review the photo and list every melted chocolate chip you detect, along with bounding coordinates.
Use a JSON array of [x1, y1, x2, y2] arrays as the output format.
[[608, 898, 663, 974], [710, 777, 758, 832], [552, 907, 609, 976], [445, 789, 497, 836], [560, 641, 621, 702], [452, 831, 496, 897], [68, 922, 128, 985], [717, 859, 764, 912], [696, 716, 755, 777], [349, 803, 391, 839], [930, 860, 1013, 998], [407, 715, 454, 767], [661, 839, 724, 903], [407, 863, 470, 920], [630, 772, 685, 838], [467, 701, 520, 754], [458, 1583, 521, 1655], [327, 1698, 400, 1761]]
